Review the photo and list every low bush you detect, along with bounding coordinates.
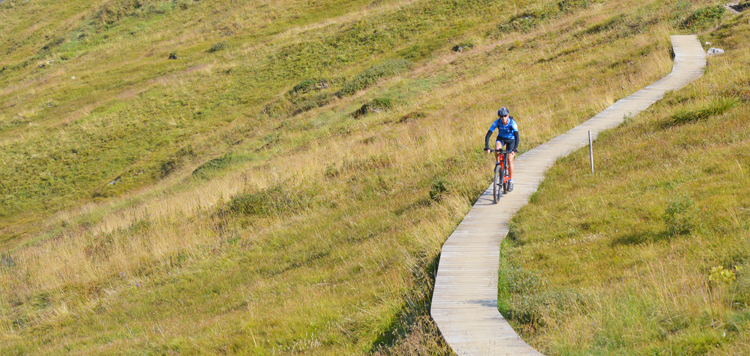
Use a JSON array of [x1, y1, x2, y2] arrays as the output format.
[[286, 78, 343, 114], [207, 42, 227, 53], [291, 92, 335, 115], [352, 97, 393, 118], [663, 196, 697, 236], [499, 10, 552, 33], [288, 78, 343, 95], [681, 5, 725, 31], [337, 59, 412, 96], [429, 176, 448, 202], [452, 41, 474, 52]]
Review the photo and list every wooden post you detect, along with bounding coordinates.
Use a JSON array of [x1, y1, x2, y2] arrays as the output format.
[[589, 130, 594, 174]]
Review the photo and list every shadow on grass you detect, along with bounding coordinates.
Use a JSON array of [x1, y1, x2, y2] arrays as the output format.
[[610, 230, 675, 246], [368, 251, 455, 356]]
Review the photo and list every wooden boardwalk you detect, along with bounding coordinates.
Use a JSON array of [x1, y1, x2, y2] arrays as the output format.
[[430, 35, 706, 355]]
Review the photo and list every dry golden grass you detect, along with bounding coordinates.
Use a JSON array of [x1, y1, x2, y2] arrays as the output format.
[[500, 11, 750, 353], [1, 0, 731, 354]]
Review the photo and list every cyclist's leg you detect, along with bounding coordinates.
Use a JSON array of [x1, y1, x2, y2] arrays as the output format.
[[497, 139, 515, 179], [494, 140, 503, 163], [508, 147, 515, 180]]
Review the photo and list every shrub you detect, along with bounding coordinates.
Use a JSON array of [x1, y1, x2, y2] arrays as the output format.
[[452, 41, 474, 52], [681, 5, 725, 31], [286, 78, 342, 114], [290, 79, 320, 94], [709, 266, 737, 285], [429, 176, 448, 202], [175, 0, 192, 10], [501, 12, 546, 33], [663, 196, 697, 235], [289, 78, 340, 95], [352, 97, 393, 118], [207, 42, 227, 53], [291, 92, 334, 115], [370, 97, 392, 109], [337, 60, 413, 96]]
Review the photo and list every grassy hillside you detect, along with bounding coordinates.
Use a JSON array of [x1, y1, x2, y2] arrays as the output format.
[[500, 9, 750, 356], [0, 0, 736, 354]]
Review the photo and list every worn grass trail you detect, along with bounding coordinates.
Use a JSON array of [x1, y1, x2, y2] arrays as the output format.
[[431, 35, 705, 356]]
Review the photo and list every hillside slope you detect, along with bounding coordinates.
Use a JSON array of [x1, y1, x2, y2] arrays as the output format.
[[0, 0, 734, 354], [501, 10, 750, 355]]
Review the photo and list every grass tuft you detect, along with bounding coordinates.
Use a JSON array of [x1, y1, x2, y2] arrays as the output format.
[[668, 98, 738, 126], [337, 59, 413, 97], [224, 184, 316, 217]]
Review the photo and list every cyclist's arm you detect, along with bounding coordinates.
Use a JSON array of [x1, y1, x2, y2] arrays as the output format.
[[512, 131, 519, 152], [484, 130, 493, 150]]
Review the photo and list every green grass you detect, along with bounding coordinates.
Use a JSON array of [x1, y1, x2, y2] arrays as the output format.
[[0, 0, 741, 354], [500, 11, 750, 355]]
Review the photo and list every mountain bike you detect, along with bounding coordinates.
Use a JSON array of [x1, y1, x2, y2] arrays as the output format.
[[489, 149, 511, 204]]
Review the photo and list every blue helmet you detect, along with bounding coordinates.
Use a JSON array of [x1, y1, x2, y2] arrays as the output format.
[[498, 107, 509, 117]]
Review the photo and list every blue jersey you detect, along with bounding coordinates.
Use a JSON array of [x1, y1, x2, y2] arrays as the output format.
[[488, 117, 518, 140]]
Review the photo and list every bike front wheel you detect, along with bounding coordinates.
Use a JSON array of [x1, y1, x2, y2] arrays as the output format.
[[493, 165, 501, 204]]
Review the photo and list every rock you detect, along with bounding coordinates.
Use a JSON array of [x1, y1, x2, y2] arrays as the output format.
[[168, 52, 178, 60], [707, 47, 725, 56]]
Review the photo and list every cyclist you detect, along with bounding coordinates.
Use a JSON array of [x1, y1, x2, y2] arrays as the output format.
[[484, 107, 519, 192]]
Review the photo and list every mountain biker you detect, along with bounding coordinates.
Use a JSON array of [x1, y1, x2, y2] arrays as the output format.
[[484, 107, 519, 192]]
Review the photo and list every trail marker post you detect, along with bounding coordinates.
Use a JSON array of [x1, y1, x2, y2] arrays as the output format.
[[589, 130, 594, 174]]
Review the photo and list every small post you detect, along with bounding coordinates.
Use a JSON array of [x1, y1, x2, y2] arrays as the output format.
[[588, 130, 594, 174]]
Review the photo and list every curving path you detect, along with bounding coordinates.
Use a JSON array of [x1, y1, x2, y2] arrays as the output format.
[[431, 35, 706, 355]]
